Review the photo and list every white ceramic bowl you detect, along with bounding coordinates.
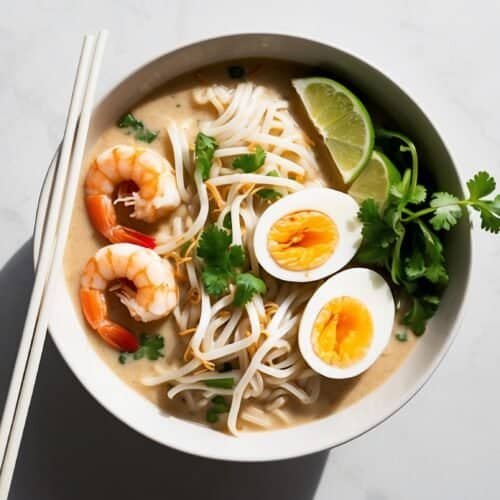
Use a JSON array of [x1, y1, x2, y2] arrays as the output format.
[[34, 34, 471, 461]]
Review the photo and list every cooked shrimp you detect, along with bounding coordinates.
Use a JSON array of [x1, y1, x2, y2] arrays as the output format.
[[85, 145, 181, 248], [80, 243, 178, 351]]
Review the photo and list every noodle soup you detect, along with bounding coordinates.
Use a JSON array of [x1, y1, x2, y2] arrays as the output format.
[[64, 60, 416, 434]]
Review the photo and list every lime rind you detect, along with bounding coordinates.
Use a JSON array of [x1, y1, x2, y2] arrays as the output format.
[[348, 150, 401, 210], [293, 77, 375, 184]]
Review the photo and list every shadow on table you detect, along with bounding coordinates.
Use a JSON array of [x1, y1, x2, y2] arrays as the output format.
[[0, 240, 328, 500]]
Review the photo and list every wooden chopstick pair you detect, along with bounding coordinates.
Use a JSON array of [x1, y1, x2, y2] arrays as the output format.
[[0, 30, 108, 499]]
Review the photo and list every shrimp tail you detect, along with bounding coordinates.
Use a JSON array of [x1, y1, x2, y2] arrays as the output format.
[[110, 226, 156, 249], [80, 289, 139, 352], [98, 321, 139, 353], [86, 194, 156, 249]]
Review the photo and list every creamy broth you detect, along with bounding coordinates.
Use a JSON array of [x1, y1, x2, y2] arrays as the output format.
[[64, 60, 416, 432]]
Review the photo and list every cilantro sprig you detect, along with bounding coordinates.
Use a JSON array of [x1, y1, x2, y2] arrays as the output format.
[[197, 225, 266, 306], [118, 334, 164, 364], [356, 129, 500, 335], [402, 171, 500, 233], [117, 113, 158, 143], [195, 132, 218, 181]]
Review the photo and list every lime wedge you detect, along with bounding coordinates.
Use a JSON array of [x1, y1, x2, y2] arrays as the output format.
[[348, 151, 401, 210], [293, 77, 375, 184]]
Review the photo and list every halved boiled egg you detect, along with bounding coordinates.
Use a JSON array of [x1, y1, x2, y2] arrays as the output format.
[[253, 188, 362, 282], [298, 268, 395, 379]]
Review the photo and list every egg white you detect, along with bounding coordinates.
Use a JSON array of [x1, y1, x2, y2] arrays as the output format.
[[253, 188, 362, 282], [298, 268, 395, 379]]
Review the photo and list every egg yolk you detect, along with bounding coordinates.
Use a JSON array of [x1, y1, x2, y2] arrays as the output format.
[[312, 296, 373, 367], [267, 210, 338, 271]]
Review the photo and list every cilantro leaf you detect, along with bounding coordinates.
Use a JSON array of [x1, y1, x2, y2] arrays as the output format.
[[135, 334, 165, 360], [358, 199, 396, 246], [197, 226, 264, 305], [409, 184, 427, 204], [197, 225, 232, 264], [195, 132, 218, 181], [232, 145, 266, 173], [135, 128, 158, 143], [117, 113, 159, 143], [356, 199, 396, 266], [202, 267, 231, 296], [258, 188, 282, 201], [429, 192, 463, 230], [403, 296, 440, 336], [117, 113, 138, 129], [234, 273, 267, 307], [467, 171, 496, 201], [474, 197, 500, 233], [118, 334, 164, 363], [404, 250, 426, 280], [228, 245, 245, 268], [415, 220, 448, 285], [257, 170, 282, 201], [196, 224, 245, 270]]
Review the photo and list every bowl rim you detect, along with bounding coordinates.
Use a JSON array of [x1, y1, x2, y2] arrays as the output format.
[[34, 32, 473, 461]]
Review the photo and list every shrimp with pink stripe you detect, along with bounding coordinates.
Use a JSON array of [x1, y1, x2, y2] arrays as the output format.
[[85, 144, 181, 248], [80, 243, 178, 352]]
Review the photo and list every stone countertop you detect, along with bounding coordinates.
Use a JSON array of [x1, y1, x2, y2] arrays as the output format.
[[1, 1, 499, 498]]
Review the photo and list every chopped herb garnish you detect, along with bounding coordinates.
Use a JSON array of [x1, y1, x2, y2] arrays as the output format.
[[197, 224, 234, 263], [117, 112, 158, 143], [257, 189, 282, 201], [232, 145, 266, 173], [117, 334, 164, 364], [257, 170, 282, 201], [356, 128, 500, 334], [195, 132, 218, 181], [212, 403, 228, 413], [205, 395, 230, 423], [206, 408, 219, 423], [234, 272, 267, 307], [227, 65, 245, 79], [204, 377, 235, 389], [212, 395, 226, 405], [395, 331, 408, 342], [197, 225, 242, 296], [117, 113, 138, 129], [134, 128, 158, 143], [197, 225, 265, 306], [211, 395, 229, 413]]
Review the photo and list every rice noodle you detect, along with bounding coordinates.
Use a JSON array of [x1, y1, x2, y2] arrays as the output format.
[[167, 122, 190, 202], [141, 81, 325, 434], [207, 173, 303, 191], [156, 169, 209, 254]]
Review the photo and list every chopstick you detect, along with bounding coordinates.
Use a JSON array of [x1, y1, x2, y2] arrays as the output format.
[[0, 30, 108, 498]]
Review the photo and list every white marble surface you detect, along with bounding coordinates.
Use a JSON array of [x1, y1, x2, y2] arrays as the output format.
[[1, 0, 500, 498]]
